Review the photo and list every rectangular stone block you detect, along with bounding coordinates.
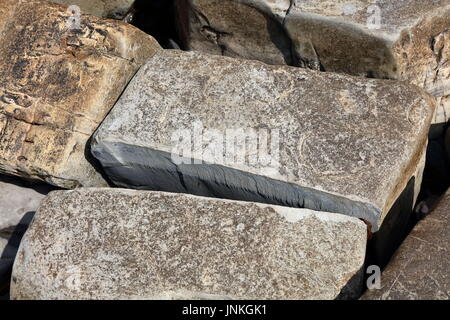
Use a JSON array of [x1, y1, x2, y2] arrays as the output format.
[[91, 50, 435, 231], [11, 188, 367, 300], [286, 0, 450, 123], [0, 0, 161, 188]]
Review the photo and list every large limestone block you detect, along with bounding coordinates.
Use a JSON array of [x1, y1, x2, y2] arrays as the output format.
[[11, 188, 367, 300], [0, 0, 161, 188], [0, 175, 55, 231], [362, 190, 450, 300], [50, 0, 134, 19], [91, 50, 435, 231], [285, 0, 450, 123], [190, 0, 296, 65]]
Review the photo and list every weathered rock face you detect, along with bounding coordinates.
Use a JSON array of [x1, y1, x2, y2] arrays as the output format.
[[50, 0, 134, 19], [362, 190, 450, 300], [0, 0, 161, 188], [0, 175, 55, 231], [91, 50, 435, 231], [190, 0, 296, 66], [285, 0, 450, 123], [11, 188, 367, 300], [190, 0, 450, 124]]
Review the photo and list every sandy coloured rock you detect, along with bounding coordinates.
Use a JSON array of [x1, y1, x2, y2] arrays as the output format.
[[285, 0, 450, 123], [0, 0, 161, 188], [91, 50, 435, 231], [362, 189, 450, 300], [11, 188, 367, 300], [50, 0, 134, 19]]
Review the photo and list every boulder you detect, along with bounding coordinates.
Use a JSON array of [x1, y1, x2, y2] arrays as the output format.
[[0, 175, 55, 231], [50, 0, 134, 19], [11, 188, 367, 300], [362, 189, 450, 300], [190, 0, 450, 124], [0, 0, 161, 188], [285, 1, 450, 123], [91, 50, 434, 232], [190, 0, 296, 65]]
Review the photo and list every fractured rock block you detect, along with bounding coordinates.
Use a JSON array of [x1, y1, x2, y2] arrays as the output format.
[[362, 189, 450, 300], [0, 0, 161, 188], [190, 0, 296, 65], [285, 0, 450, 123], [11, 189, 367, 300], [91, 50, 435, 231], [50, 0, 134, 19]]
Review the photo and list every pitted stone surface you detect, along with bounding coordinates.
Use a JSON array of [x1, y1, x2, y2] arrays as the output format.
[[362, 190, 450, 300], [0, 0, 161, 188], [91, 50, 435, 231], [286, 0, 450, 123], [11, 188, 367, 300]]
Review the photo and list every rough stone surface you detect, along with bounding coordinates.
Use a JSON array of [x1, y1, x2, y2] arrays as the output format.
[[285, 0, 450, 123], [362, 190, 450, 300], [50, 0, 134, 19], [190, 0, 296, 66], [0, 0, 161, 188], [190, 0, 450, 124], [11, 188, 367, 300], [0, 175, 55, 231], [92, 50, 435, 231]]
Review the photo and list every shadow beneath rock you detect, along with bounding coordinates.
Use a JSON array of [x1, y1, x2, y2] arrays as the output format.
[[0, 174, 57, 196], [0, 211, 35, 300]]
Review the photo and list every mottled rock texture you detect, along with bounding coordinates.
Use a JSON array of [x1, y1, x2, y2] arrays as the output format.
[[0, 0, 161, 188], [286, 0, 450, 123], [50, 0, 134, 19], [362, 190, 450, 300], [190, 0, 450, 123], [11, 188, 367, 300], [0, 175, 54, 231], [190, 0, 296, 65], [91, 50, 435, 231]]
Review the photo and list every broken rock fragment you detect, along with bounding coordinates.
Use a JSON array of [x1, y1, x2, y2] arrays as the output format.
[[0, 0, 161, 188], [362, 189, 450, 300], [91, 50, 435, 231], [11, 188, 367, 300], [285, 0, 450, 123]]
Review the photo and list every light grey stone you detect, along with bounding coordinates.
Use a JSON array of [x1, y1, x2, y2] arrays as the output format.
[[0, 175, 54, 231], [0, 238, 7, 256], [11, 188, 367, 300], [362, 189, 450, 300], [285, 0, 450, 123], [91, 50, 435, 231], [50, 0, 134, 19]]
